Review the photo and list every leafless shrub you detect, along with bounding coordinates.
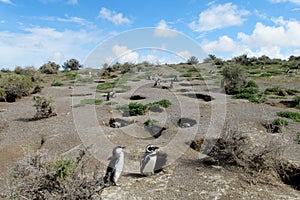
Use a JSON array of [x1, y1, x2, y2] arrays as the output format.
[[5, 151, 105, 199]]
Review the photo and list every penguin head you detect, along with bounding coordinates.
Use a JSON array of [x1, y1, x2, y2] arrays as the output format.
[[113, 146, 125, 156], [145, 144, 159, 153]]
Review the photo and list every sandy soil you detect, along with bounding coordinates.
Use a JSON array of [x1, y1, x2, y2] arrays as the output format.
[[0, 69, 300, 199]]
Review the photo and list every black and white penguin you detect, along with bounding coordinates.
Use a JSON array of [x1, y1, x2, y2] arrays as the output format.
[[103, 146, 125, 186], [140, 144, 159, 176]]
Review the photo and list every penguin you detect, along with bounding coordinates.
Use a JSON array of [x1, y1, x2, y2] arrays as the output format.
[[140, 144, 159, 176], [103, 146, 125, 186]]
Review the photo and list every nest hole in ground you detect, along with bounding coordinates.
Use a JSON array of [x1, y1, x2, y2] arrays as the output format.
[[277, 163, 300, 191], [144, 125, 167, 138], [179, 83, 202, 87], [264, 123, 283, 133], [183, 93, 215, 102], [109, 118, 134, 128], [130, 95, 146, 100], [177, 118, 197, 128], [149, 105, 164, 113]]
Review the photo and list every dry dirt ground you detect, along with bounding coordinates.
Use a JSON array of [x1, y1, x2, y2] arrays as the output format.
[[1, 68, 300, 199]]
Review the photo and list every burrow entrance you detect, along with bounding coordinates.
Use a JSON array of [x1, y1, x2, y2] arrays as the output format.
[[277, 163, 300, 190], [130, 95, 146, 100], [177, 118, 197, 128], [144, 125, 166, 138], [183, 93, 215, 102], [109, 118, 134, 128]]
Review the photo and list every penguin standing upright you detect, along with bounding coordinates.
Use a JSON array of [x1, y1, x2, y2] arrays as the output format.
[[103, 146, 125, 186], [140, 144, 159, 176]]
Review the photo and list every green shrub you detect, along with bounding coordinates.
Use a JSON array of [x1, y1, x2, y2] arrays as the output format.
[[128, 102, 147, 116], [238, 87, 260, 94], [39, 61, 60, 74], [222, 65, 247, 94], [180, 72, 192, 77], [277, 111, 300, 122], [106, 101, 118, 106], [294, 96, 300, 109], [0, 73, 34, 102], [33, 95, 56, 119], [51, 81, 64, 86], [147, 99, 171, 108], [144, 119, 158, 126], [272, 118, 289, 126], [265, 86, 283, 93], [0, 87, 6, 101], [260, 73, 272, 77], [73, 99, 103, 108], [64, 71, 78, 80], [52, 157, 76, 181], [245, 80, 259, 88], [286, 88, 300, 95], [95, 81, 131, 93]]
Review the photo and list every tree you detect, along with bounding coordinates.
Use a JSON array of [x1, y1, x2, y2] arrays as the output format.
[[63, 59, 82, 71], [39, 61, 60, 74], [187, 56, 199, 65]]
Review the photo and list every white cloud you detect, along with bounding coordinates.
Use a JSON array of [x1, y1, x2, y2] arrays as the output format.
[[99, 7, 131, 25], [189, 3, 249, 32], [111, 45, 138, 63], [202, 35, 240, 53], [237, 17, 300, 48], [0, 0, 13, 5], [270, 0, 300, 4], [40, 15, 90, 27], [177, 50, 191, 59], [154, 20, 178, 38], [0, 26, 102, 68]]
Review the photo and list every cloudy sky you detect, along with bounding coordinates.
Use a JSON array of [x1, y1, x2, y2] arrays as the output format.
[[1, 0, 300, 68]]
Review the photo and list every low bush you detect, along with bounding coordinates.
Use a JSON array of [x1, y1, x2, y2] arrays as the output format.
[[39, 61, 60, 74], [0, 73, 34, 102], [128, 102, 147, 116], [147, 99, 171, 108], [33, 95, 56, 119], [180, 72, 192, 77], [51, 81, 64, 86], [277, 111, 300, 122], [144, 119, 158, 126], [272, 118, 289, 126], [7, 151, 104, 199], [294, 96, 300, 109], [222, 65, 247, 95]]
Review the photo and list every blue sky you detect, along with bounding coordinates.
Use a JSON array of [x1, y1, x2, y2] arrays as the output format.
[[1, 0, 300, 68]]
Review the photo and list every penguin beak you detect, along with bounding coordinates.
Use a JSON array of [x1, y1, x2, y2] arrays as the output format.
[[121, 146, 126, 149]]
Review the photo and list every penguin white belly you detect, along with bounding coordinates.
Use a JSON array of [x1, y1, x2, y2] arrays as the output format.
[[142, 154, 157, 175], [114, 153, 124, 183]]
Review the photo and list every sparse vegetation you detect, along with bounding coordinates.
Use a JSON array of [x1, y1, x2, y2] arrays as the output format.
[[180, 72, 192, 77], [147, 99, 171, 108], [144, 119, 158, 126], [51, 81, 64, 86], [106, 101, 118, 106], [277, 111, 300, 122], [73, 99, 103, 108], [128, 102, 148, 116]]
